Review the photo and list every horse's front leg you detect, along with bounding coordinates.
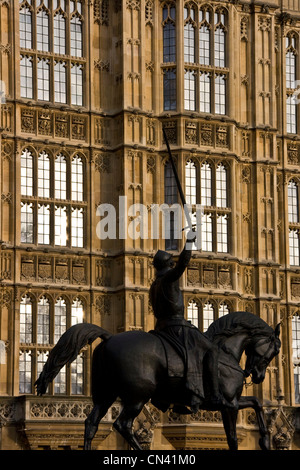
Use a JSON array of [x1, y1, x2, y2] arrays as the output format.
[[221, 408, 239, 451], [237, 396, 270, 450]]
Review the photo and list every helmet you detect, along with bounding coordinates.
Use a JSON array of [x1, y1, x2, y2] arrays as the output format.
[[153, 250, 173, 271]]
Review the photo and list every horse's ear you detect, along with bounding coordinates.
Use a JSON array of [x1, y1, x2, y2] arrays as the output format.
[[275, 323, 281, 338]]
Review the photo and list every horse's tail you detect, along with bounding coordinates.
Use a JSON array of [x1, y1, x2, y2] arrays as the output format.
[[35, 323, 112, 395]]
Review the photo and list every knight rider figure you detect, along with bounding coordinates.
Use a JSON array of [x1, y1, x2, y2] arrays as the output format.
[[149, 234, 229, 413]]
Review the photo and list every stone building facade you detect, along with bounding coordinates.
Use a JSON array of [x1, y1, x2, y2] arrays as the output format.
[[0, 0, 300, 450]]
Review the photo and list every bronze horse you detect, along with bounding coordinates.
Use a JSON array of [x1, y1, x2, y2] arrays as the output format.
[[35, 311, 281, 451]]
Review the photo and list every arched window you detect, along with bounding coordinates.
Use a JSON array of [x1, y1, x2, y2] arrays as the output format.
[[288, 180, 299, 223], [201, 162, 212, 206], [219, 302, 229, 318], [55, 206, 67, 246], [199, 72, 211, 113], [21, 149, 33, 196], [290, 230, 300, 266], [38, 151, 50, 198], [286, 35, 298, 134], [184, 5, 195, 63], [20, 296, 33, 344], [187, 300, 199, 328], [20, 6, 32, 49], [21, 202, 34, 243], [163, 4, 176, 63], [36, 8, 49, 52], [71, 354, 84, 394], [292, 315, 300, 404], [71, 63, 83, 105], [38, 204, 50, 245], [71, 207, 84, 247], [203, 302, 214, 331], [54, 12, 66, 54], [72, 298, 84, 325], [54, 61, 67, 103], [70, 14, 82, 57], [214, 11, 226, 68], [55, 154, 67, 199], [37, 58, 50, 101], [216, 164, 227, 208], [185, 160, 197, 205], [184, 70, 196, 111], [54, 298, 67, 344], [37, 297, 50, 344], [71, 156, 84, 201], [199, 10, 210, 65], [217, 214, 228, 253]]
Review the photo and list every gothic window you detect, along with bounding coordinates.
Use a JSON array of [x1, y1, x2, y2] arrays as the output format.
[[21, 202, 34, 243], [203, 301, 214, 331], [286, 35, 298, 134], [19, 351, 32, 394], [54, 61, 67, 103], [20, 296, 33, 344], [55, 206, 67, 246], [216, 164, 227, 208], [199, 72, 211, 113], [182, 4, 228, 115], [290, 229, 300, 266], [37, 296, 50, 344], [184, 5, 196, 63], [184, 70, 196, 111], [185, 160, 230, 253], [219, 302, 229, 317], [71, 207, 84, 247], [163, 69, 176, 111], [38, 151, 50, 198], [187, 300, 199, 328], [217, 214, 228, 253], [20, 56, 33, 99], [37, 58, 50, 101], [162, 3, 176, 111], [288, 180, 300, 266], [71, 156, 84, 201], [36, 7, 49, 52], [185, 160, 197, 205], [201, 162, 212, 206], [164, 160, 178, 250], [19, 0, 85, 105], [71, 64, 83, 105], [72, 298, 84, 324], [201, 213, 213, 251], [54, 298, 67, 344], [21, 149, 33, 196], [20, 148, 87, 247], [20, 5, 33, 49], [288, 180, 299, 223], [54, 13, 66, 54], [38, 204, 50, 244], [55, 154, 67, 200], [163, 3, 176, 63], [70, 10, 83, 58], [19, 295, 86, 395], [292, 315, 300, 404]]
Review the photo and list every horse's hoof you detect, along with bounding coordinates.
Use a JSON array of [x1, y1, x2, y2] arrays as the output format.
[[259, 437, 270, 451]]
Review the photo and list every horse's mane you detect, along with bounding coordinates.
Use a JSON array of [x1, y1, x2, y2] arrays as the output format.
[[205, 311, 274, 343]]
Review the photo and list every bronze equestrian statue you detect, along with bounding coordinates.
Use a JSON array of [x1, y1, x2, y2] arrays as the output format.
[[35, 241, 281, 450]]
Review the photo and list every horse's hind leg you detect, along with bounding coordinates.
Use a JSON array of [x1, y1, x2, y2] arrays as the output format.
[[221, 408, 239, 451], [113, 400, 146, 450], [84, 398, 115, 450]]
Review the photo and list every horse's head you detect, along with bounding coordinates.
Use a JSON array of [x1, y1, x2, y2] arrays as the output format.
[[244, 323, 281, 384]]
